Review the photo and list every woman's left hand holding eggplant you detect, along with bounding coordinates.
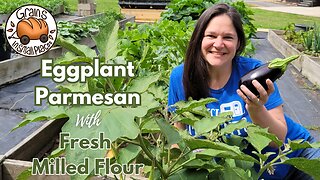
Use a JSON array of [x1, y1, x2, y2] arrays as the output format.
[[237, 79, 274, 109]]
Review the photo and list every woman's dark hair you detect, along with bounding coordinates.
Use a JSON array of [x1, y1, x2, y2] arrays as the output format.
[[183, 3, 246, 100]]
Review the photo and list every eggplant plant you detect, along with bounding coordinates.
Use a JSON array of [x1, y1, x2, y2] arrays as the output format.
[[239, 55, 299, 96]]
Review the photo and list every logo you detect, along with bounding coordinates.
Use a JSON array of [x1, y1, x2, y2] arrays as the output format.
[[5, 4, 57, 57]]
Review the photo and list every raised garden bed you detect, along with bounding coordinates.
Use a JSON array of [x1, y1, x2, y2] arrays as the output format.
[[119, 0, 169, 22], [0, 14, 135, 86], [0, 27, 10, 61], [0, 119, 146, 179], [121, 8, 162, 23], [268, 29, 320, 86], [1, 119, 67, 179], [118, 0, 170, 9]]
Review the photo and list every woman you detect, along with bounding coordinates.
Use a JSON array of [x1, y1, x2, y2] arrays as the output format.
[[168, 3, 319, 179]]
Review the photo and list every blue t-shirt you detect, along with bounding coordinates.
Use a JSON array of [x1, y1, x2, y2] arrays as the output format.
[[168, 56, 310, 179]]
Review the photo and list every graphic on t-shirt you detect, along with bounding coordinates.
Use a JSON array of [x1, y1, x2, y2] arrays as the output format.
[[220, 101, 244, 117], [188, 100, 246, 136], [219, 101, 246, 136]]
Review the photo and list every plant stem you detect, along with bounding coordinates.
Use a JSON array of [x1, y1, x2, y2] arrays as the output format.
[[257, 150, 292, 177], [268, 55, 300, 73], [106, 78, 117, 93], [169, 158, 194, 175], [166, 147, 190, 176], [137, 117, 142, 127], [111, 142, 124, 180], [138, 134, 168, 178], [259, 155, 265, 173], [150, 133, 158, 144], [161, 134, 165, 167], [167, 147, 171, 169], [119, 137, 140, 146], [169, 114, 179, 123]]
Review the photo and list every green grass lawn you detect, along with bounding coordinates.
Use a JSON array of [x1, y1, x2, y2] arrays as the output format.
[[65, 0, 120, 13], [251, 8, 320, 30]]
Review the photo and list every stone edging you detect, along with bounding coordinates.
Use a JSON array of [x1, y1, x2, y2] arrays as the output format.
[[268, 29, 320, 86]]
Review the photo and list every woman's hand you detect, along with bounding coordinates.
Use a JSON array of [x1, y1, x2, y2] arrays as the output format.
[[237, 79, 287, 146], [237, 79, 274, 110]]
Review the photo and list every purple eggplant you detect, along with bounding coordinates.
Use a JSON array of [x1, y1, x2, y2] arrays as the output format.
[[239, 55, 300, 96]]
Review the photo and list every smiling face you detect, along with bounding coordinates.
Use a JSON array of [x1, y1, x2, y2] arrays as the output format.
[[201, 14, 239, 68]]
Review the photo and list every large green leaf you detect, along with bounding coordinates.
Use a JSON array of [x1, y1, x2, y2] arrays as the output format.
[[11, 106, 67, 131], [182, 159, 223, 170], [105, 22, 119, 61], [61, 112, 107, 180], [141, 116, 161, 133], [195, 149, 259, 163], [118, 144, 142, 165], [87, 77, 105, 94], [189, 106, 213, 117], [58, 56, 93, 65], [156, 118, 182, 147], [62, 92, 158, 142], [245, 126, 272, 153], [193, 115, 230, 135], [183, 138, 241, 155], [283, 158, 320, 180], [235, 159, 255, 171], [288, 139, 320, 151], [54, 51, 93, 65], [193, 117, 215, 135], [254, 129, 283, 147], [220, 119, 251, 135], [177, 114, 200, 126], [174, 98, 217, 114], [223, 135, 249, 152], [92, 20, 118, 60], [57, 82, 88, 93], [60, 92, 158, 179], [222, 167, 251, 180], [168, 169, 208, 180], [127, 73, 161, 93], [147, 84, 167, 101], [53, 52, 77, 65], [55, 37, 97, 58]]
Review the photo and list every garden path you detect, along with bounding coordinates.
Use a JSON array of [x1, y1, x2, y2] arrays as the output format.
[[253, 31, 320, 141], [0, 75, 54, 154], [245, 0, 320, 17]]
